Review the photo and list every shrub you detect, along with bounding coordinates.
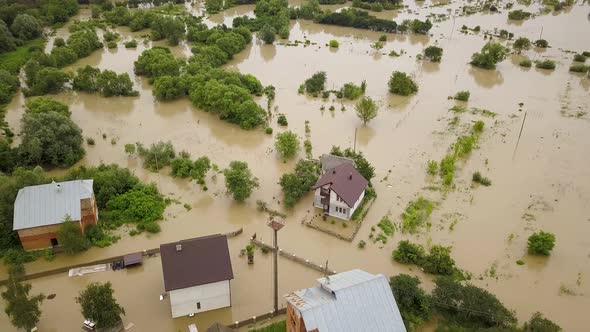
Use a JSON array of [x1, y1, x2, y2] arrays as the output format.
[[472, 171, 492, 186], [87, 138, 95, 145], [424, 46, 443, 62], [153, 76, 186, 100], [401, 197, 434, 233], [105, 184, 166, 229], [275, 131, 300, 159], [265, 127, 273, 134], [317, 8, 399, 33], [520, 59, 532, 67], [124, 144, 136, 155], [527, 231, 556, 255], [471, 42, 509, 69], [392, 240, 426, 265], [454, 90, 470, 101], [223, 161, 258, 202], [508, 9, 532, 20], [421, 245, 456, 275], [304, 71, 327, 94], [279, 159, 320, 207], [358, 240, 366, 248], [136, 141, 175, 171], [342, 82, 364, 100], [378, 34, 387, 42], [573, 54, 586, 63], [277, 114, 288, 126], [259, 24, 276, 44], [536, 59, 556, 70], [329, 39, 339, 48], [25, 97, 70, 117], [426, 160, 438, 175], [569, 65, 589, 73], [124, 40, 138, 48], [26, 67, 70, 96], [388, 71, 418, 96], [534, 39, 549, 48], [513, 37, 531, 53], [57, 217, 91, 255]]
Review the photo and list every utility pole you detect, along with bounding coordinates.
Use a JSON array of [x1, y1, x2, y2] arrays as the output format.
[[353, 127, 357, 153], [267, 217, 284, 314]]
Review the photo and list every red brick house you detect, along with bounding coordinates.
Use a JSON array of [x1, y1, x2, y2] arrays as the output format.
[[13, 180, 98, 251]]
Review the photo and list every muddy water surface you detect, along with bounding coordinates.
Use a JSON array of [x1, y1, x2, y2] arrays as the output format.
[[2, 1, 590, 331]]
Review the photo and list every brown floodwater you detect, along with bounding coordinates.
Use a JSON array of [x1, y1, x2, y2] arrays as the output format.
[[2, 1, 590, 331]]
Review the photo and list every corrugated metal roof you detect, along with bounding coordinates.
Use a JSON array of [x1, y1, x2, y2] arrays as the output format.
[[285, 269, 407, 332], [13, 180, 94, 231]]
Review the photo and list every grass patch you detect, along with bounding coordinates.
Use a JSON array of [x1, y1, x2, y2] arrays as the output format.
[[377, 215, 395, 236], [453, 90, 470, 101], [536, 59, 556, 70], [472, 171, 492, 186], [350, 187, 376, 221], [401, 197, 435, 233], [519, 59, 532, 67], [0, 38, 46, 74]]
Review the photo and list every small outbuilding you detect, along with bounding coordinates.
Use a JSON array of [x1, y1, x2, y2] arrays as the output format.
[[160, 234, 234, 318], [123, 253, 143, 267], [13, 180, 98, 251]]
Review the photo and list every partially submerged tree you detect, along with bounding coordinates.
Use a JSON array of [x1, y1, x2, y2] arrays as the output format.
[[355, 96, 378, 124], [471, 42, 509, 69], [57, 216, 91, 255], [527, 231, 556, 255], [223, 161, 258, 202], [279, 159, 320, 207], [76, 282, 125, 328], [275, 131, 300, 160], [389, 274, 431, 329], [513, 37, 531, 54], [388, 71, 418, 96], [1, 264, 45, 331]]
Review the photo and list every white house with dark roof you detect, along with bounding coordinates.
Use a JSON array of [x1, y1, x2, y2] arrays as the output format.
[[13, 180, 98, 250], [312, 163, 368, 220], [160, 234, 234, 318], [285, 269, 407, 332]]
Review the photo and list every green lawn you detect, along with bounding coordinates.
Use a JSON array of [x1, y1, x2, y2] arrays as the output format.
[[249, 320, 286, 332]]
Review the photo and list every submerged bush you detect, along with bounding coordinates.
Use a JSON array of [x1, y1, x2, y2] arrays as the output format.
[[388, 71, 418, 96], [508, 10, 532, 20], [392, 240, 426, 265], [472, 171, 492, 186], [534, 39, 549, 48], [471, 42, 509, 69], [279, 159, 320, 207], [569, 65, 590, 73], [453, 90, 470, 101], [424, 46, 443, 62], [536, 59, 556, 70], [527, 231, 556, 255], [303, 71, 327, 95], [328, 39, 339, 48], [520, 59, 532, 67], [136, 141, 176, 171], [401, 197, 434, 233], [426, 160, 438, 175], [421, 245, 456, 275]]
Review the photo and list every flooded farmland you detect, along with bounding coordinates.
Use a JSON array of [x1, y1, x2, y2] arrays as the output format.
[[1, 1, 590, 331]]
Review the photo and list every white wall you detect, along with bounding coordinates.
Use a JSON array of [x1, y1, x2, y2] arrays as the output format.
[[169, 280, 231, 318], [313, 186, 366, 221]]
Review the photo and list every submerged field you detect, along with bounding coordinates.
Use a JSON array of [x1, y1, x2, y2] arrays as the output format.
[[1, 0, 589, 331]]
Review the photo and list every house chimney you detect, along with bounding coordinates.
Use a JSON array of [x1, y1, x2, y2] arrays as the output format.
[[176, 244, 182, 251], [349, 172, 352, 180]]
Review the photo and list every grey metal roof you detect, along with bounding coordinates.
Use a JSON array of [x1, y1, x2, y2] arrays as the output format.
[[285, 269, 407, 332], [13, 180, 94, 230], [320, 154, 354, 174]]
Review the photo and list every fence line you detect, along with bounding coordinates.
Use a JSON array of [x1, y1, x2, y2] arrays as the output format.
[[228, 308, 287, 329], [250, 238, 336, 275]]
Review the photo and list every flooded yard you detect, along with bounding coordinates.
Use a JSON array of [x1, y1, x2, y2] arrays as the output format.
[[1, 1, 590, 331]]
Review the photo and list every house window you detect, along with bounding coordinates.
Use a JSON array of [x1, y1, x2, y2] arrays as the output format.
[[197, 302, 201, 310]]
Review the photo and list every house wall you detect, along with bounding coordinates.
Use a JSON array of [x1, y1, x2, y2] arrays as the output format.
[[80, 195, 98, 232], [287, 303, 312, 332], [169, 280, 231, 318], [313, 186, 366, 221], [18, 224, 62, 251]]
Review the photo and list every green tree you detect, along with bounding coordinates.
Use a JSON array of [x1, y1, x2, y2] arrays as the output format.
[[104, 184, 166, 229], [73, 65, 100, 92], [330, 146, 375, 181], [76, 282, 125, 328], [470, 42, 509, 69], [57, 217, 91, 255], [392, 240, 426, 265], [389, 274, 431, 329], [19, 112, 84, 167], [50, 46, 78, 68], [10, 14, 42, 41], [25, 97, 70, 117], [421, 245, 456, 275], [424, 45, 443, 62], [523, 312, 562, 332], [0, 69, 19, 104], [527, 231, 556, 256], [279, 159, 320, 207], [432, 277, 517, 328], [355, 96, 378, 124], [26, 67, 70, 96], [205, 0, 224, 13], [304, 71, 327, 94], [134, 47, 182, 78], [259, 24, 276, 44], [153, 75, 186, 100], [388, 71, 418, 96], [67, 30, 102, 58], [0, 20, 16, 53], [43, 0, 79, 24], [223, 161, 258, 202], [1, 264, 45, 331], [96, 70, 138, 97], [275, 131, 300, 160], [513, 37, 531, 54]]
